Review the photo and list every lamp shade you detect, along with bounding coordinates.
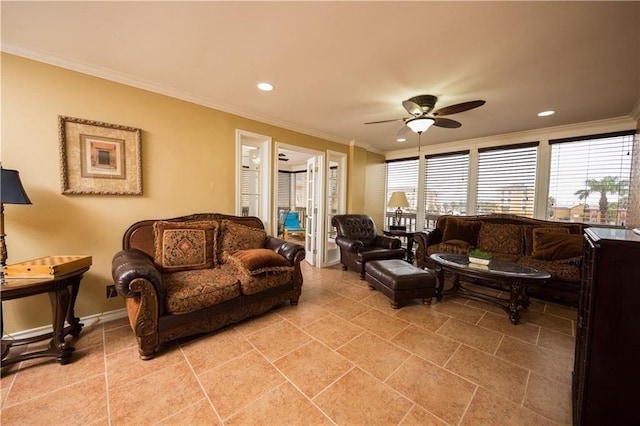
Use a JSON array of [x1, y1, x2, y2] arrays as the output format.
[[1, 169, 32, 205], [406, 117, 435, 134], [387, 191, 409, 208]]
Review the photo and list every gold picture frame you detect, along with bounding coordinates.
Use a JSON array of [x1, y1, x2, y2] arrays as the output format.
[[59, 116, 142, 195]]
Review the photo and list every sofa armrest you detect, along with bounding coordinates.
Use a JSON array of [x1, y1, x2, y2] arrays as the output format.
[[112, 249, 164, 301], [374, 235, 402, 249], [335, 235, 364, 252], [413, 230, 442, 269], [264, 236, 306, 265]]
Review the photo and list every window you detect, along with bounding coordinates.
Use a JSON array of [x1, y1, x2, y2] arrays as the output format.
[[423, 151, 469, 227], [549, 130, 634, 226], [476, 142, 538, 217], [385, 157, 419, 229], [236, 130, 271, 226]]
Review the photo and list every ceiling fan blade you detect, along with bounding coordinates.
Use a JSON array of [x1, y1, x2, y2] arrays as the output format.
[[364, 118, 405, 125], [433, 100, 485, 116], [397, 125, 411, 136], [434, 117, 462, 128], [402, 100, 423, 116]]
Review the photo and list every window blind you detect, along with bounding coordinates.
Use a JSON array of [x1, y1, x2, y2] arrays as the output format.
[[385, 157, 419, 211], [277, 171, 291, 209], [548, 130, 634, 226], [424, 151, 469, 225], [476, 143, 538, 217]]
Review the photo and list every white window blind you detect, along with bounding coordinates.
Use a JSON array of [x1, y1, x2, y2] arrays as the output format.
[[549, 130, 634, 226], [424, 151, 469, 227], [476, 143, 538, 217], [277, 172, 291, 209], [385, 158, 419, 212]]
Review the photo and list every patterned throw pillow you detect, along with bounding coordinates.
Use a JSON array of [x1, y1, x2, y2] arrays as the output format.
[[219, 220, 267, 257], [477, 223, 523, 255], [523, 226, 570, 256], [442, 218, 482, 246], [153, 220, 218, 272], [225, 248, 293, 276]]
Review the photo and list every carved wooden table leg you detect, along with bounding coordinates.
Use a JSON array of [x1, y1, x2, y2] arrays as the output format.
[[48, 286, 74, 365]]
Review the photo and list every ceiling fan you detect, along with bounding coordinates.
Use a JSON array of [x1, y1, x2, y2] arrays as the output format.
[[365, 94, 485, 137]]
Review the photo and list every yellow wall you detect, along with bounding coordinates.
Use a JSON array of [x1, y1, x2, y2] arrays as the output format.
[[365, 151, 386, 231], [1, 54, 361, 333]]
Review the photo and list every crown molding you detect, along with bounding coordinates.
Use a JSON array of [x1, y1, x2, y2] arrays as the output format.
[[630, 97, 640, 122]]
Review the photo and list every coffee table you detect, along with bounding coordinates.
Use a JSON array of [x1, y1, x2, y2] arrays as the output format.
[[430, 253, 551, 324]]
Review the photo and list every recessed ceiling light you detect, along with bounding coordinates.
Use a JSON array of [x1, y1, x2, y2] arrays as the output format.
[[538, 110, 555, 117], [397, 138, 407, 142], [257, 82, 274, 91]]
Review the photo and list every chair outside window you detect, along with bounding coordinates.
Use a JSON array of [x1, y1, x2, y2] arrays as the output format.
[[283, 211, 305, 240]]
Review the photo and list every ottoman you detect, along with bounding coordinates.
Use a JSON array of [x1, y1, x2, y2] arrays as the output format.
[[365, 259, 438, 309]]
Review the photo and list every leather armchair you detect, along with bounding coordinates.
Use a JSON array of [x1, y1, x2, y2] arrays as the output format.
[[331, 214, 405, 279]]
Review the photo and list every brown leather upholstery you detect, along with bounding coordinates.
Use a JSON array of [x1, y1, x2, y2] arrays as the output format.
[[365, 259, 437, 308], [331, 214, 405, 279]]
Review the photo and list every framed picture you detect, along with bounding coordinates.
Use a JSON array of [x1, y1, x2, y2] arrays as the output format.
[[59, 116, 142, 195]]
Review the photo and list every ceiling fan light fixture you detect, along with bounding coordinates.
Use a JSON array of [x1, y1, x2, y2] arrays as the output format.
[[537, 110, 555, 117], [257, 82, 274, 91], [397, 138, 406, 142], [406, 117, 435, 134]]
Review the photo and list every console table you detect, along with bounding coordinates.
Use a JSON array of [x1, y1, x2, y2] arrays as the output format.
[[1, 266, 89, 366]]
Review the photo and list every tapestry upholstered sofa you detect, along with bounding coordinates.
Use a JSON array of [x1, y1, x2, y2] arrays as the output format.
[[112, 213, 305, 359], [414, 214, 587, 304]]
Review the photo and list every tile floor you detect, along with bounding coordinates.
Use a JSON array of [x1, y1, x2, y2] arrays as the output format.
[[1, 262, 576, 425]]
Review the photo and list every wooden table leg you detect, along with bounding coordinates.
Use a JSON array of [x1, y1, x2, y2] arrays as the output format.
[[48, 287, 74, 365]]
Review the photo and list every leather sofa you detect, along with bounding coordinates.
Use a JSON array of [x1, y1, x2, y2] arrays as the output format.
[[112, 213, 305, 359], [331, 214, 406, 279], [414, 214, 587, 305]]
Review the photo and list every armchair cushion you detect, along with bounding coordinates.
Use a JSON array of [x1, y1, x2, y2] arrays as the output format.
[[225, 248, 293, 276], [220, 220, 267, 257], [219, 263, 293, 295], [153, 220, 218, 272], [163, 268, 240, 315], [443, 218, 482, 246]]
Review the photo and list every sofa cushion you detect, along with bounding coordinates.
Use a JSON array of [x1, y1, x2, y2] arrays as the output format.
[[532, 232, 583, 261], [523, 225, 570, 256], [477, 223, 523, 255], [220, 220, 267, 260], [442, 218, 482, 246], [219, 263, 292, 296], [225, 248, 293, 276], [153, 220, 218, 273], [426, 240, 473, 256], [517, 256, 582, 283], [163, 269, 240, 314]]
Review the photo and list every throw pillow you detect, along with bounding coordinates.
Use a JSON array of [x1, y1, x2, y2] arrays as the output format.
[[477, 223, 523, 255], [220, 220, 267, 257], [532, 232, 583, 261], [225, 249, 293, 276], [442, 218, 482, 246], [524, 226, 570, 256], [153, 220, 218, 272]]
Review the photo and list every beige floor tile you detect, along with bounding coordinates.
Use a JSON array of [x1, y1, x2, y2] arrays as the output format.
[[102, 316, 130, 331], [334, 281, 375, 301], [521, 310, 574, 335], [350, 309, 410, 340], [303, 313, 364, 349], [495, 336, 573, 385], [70, 320, 104, 350], [399, 405, 448, 425], [226, 382, 333, 425], [323, 295, 371, 320], [298, 287, 342, 305], [198, 350, 286, 420], [465, 298, 509, 315], [394, 304, 451, 332], [104, 324, 138, 355], [276, 302, 330, 327], [106, 344, 185, 389], [156, 398, 221, 425], [180, 327, 252, 374], [109, 361, 204, 424], [538, 327, 576, 357], [524, 372, 572, 425], [5, 346, 105, 407], [477, 311, 541, 344], [445, 345, 529, 404], [233, 310, 284, 336], [314, 367, 413, 424], [360, 290, 406, 314], [248, 320, 312, 361], [391, 325, 460, 366], [545, 303, 578, 321], [274, 340, 353, 398], [386, 355, 476, 425], [337, 332, 411, 381], [430, 299, 486, 324], [461, 386, 556, 426], [1, 375, 107, 425], [437, 317, 503, 354]]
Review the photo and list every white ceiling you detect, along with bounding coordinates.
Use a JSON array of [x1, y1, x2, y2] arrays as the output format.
[[2, 1, 639, 154]]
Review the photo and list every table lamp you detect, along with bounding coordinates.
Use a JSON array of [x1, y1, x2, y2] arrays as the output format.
[[387, 191, 409, 227], [1, 168, 32, 285]]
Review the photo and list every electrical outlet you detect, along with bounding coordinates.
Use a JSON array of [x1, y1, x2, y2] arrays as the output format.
[[106, 285, 118, 298]]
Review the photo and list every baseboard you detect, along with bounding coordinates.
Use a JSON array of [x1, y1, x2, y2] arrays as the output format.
[[2, 308, 128, 341]]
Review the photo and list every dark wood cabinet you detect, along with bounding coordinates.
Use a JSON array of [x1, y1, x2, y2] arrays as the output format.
[[573, 228, 640, 425]]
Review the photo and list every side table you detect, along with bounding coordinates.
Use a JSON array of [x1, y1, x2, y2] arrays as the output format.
[[1, 267, 89, 366], [383, 229, 416, 264]]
